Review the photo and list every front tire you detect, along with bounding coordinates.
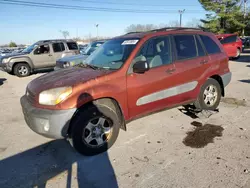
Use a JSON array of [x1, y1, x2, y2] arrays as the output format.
[[13, 63, 31, 77], [70, 102, 120, 156], [194, 78, 222, 110]]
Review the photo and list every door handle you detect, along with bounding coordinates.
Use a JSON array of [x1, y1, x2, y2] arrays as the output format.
[[200, 60, 208, 64], [166, 68, 176, 74]]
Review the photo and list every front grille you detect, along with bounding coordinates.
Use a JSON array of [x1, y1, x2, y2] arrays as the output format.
[[26, 89, 36, 104]]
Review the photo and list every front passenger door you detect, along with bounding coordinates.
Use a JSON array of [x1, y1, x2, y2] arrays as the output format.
[[30, 44, 54, 68], [126, 36, 179, 118]]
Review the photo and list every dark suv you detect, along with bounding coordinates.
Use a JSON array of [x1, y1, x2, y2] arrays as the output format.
[[21, 28, 231, 156]]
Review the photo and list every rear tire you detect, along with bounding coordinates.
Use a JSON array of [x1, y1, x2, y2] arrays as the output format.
[[13, 63, 31, 77], [69, 102, 120, 156], [194, 78, 222, 110], [232, 48, 241, 60]]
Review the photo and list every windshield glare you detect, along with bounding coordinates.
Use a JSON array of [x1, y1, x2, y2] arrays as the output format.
[[82, 44, 92, 55], [22, 43, 38, 53], [84, 38, 139, 70]]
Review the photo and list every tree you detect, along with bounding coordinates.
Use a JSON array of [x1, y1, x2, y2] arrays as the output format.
[[199, 0, 246, 34], [59, 30, 70, 39], [9, 42, 17, 47], [185, 18, 202, 28], [125, 24, 157, 33], [125, 22, 178, 33], [167, 20, 180, 27]]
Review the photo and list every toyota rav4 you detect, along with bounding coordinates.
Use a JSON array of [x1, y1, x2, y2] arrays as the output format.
[[20, 27, 231, 156]]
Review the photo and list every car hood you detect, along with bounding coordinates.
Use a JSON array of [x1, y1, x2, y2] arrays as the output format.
[[27, 67, 112, 95], [1, 52, 29, 59], [57, 54, 88, 63]]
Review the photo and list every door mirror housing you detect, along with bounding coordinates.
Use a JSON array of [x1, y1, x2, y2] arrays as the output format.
[[133, 60, 149, 74]]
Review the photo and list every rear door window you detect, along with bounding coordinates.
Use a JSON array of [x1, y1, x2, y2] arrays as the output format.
[[200, 35, 221, 54], [173, 35, 197, 60], [67, 42, 78, 50], [220, 35, 237, 44], [52, 42, 65, 52]]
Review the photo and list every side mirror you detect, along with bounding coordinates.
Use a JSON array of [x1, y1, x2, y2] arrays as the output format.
[[133, 60, 149, 74]]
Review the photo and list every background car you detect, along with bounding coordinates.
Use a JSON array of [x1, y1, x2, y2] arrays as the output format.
[[54, 54, 88, 70], [0, 39, 80, 77], [241, 36, 250, 49], [79, 44, 88, 54], [55, 40, 107, 70], [80, 40, 106, 55], [216, 34, 242, 59]]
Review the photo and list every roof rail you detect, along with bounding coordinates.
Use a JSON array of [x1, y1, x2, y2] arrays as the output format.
[[39, 39, 74, 43], [125, 31, 143, 35], [150, 27, 204, 32]]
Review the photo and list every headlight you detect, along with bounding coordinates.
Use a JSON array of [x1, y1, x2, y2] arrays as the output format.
[[2, 58, 9, 63], [63, 62, 71, 68], [39, 87, 72, 105]]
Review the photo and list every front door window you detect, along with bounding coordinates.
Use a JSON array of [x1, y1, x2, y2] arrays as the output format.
[[34, 44, 50, 55]]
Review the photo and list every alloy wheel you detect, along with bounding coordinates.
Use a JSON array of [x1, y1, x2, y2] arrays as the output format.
[[82, 117, 113, 148], [203, 85, 218, 107]]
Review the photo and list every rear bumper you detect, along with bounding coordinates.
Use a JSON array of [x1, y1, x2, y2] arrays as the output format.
[[20, 96, 77, 139], [221, 72, 232, 88]]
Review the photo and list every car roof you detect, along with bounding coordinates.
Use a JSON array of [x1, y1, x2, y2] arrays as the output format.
[[216, 34, 237, 38], [36, 39, 76, 45]]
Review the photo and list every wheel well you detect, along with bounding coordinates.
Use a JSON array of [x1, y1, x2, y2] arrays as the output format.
[[12, 62, 30, 70], [67, 97, 126, 137], [210, 75, 224, 97]]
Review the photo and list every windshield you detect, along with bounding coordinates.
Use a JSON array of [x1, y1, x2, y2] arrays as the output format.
[[83, 38, 139, 70], [22, 43, 38, 53]]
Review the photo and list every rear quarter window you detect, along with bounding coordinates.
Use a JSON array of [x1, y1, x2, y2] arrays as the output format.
[[200, 35, 221, 55], [67, 42, 79, 50], [220, 35, 237, 44], [52, 42, 65, 52]]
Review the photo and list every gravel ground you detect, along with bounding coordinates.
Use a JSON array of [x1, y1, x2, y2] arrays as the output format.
[[0, 52, 250, 188]]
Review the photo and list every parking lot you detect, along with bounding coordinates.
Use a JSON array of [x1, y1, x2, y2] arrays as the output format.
[[0, 51, 250, 188]]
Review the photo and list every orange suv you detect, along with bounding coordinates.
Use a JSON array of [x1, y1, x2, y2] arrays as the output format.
[[20, 28, 231, 156]]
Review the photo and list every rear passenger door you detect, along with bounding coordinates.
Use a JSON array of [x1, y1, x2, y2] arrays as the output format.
[[65, 42, 79, 57], [171, 34, 211, 102], [199, 34, 228, 73], [52, 42, 66, 63]]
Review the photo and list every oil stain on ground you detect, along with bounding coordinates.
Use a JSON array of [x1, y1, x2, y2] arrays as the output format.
[[183, 121, 224, 148], [221, 97, 247, 106]]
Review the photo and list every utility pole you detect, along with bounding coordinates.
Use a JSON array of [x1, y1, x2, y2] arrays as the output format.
[[243, 0, 247, 36], [178, 9, 185, 27], [95, 24, 99, 39]]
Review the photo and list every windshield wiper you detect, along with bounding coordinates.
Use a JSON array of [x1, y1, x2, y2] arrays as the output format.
[[74, 63, 99, 70]]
